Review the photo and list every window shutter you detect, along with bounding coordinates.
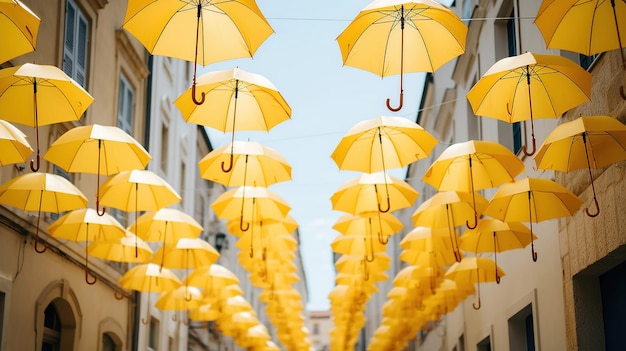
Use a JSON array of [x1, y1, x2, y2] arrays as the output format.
[[62, 0, 76, 77], [76, 13, 88, 87]]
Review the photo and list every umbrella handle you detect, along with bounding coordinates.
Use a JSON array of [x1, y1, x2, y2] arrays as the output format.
[[141, 317, 150, 325], [240, 217, 249, 232], [386, 91, 403, 112], [472, 296, 481, 310], [172, 314, 178, 321], [522, 136, 536, 156], [96, 201, 106, 216], [191, 82, 206, 106], [221, 153, 234, 173], [34, 212, 47, 253], [585, 196, 600, 217], [377, 231, 389, 245], [114, 291, 125, 300], [85, 269, 97, 285], [495, 270, 501, 284], [30, 153, 40, 172], [466, 212, 478, 230]]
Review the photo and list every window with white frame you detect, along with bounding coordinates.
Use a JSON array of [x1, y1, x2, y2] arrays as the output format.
[[117, 74, 134, 135], [508, 304, 536, 351], [63, 0, 89, 88]]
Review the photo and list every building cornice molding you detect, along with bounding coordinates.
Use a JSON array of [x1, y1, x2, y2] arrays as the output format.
[[115, 29, 150, 80]]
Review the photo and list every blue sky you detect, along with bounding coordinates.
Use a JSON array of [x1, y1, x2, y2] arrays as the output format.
[[199, 0, 443, 311]]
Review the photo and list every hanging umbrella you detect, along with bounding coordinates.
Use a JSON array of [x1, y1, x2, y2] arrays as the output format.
[[422, 140, 525, 229], [184, 264, 240, 300], [411, 191, 489, 260], [118, 262, 182, 324], [0, 0, 40, 63], [87, 231, 153, 263], [458, 219, 535, 283], [131, 208, 203, 245], [333, 210, 403, 245], [336, 252, 391, 281], [444, 256, 505, 310], [48, 208, 125, 284], [467, 52, 592, 155], [44, 124, 151, 215], [0, 63, 94, 171], [211, 186, 291, 232], [189, 303, 220, 322], [331, 116, 438, 173], [337, 0, 466, 111], [235, 231, 297, 260], [151, 238, 220, 270], [198, 140, 291, 185], [535, 0, 626, 97], [155, 285, 204, 322], [123, 0, 273, 106], [331, 234, 388, 260], [0, 172, 87, 253], [0, 119, 32, 166], [534, 115, 626, 217], [331, 172, 418, 214], [99, 169, 181, 256], [227, 214, 297, 238], [484, 177, 582, 261]]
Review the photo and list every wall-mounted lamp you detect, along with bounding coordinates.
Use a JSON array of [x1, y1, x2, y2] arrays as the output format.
[[214, 232, 227, 253]]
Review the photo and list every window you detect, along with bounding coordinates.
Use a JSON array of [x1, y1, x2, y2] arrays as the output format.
[[313, 323, 319, 335], [63, 0, 88, 87], [148, 318, 159, 351], [180, 161, 186, 200], [117, 74, 134, 135], [42, 304, 61, 351], [50, 165, 71, 221], [506, 11, 522, 154], [600, 260, 626, 350], [160, 120, 169, 173], [509, 304, 535, 351], [458, 334, 465, 351], [477, 335, 491, 351], [579, 54, 598, 71], [102, 333, 116, 351]]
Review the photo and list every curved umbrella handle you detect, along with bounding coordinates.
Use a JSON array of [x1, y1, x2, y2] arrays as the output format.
[[522, 136, 537, 156], [191, 81, 206, 106], [114, 291, 125, 300], [454, 250, 462, 263], [495, 269, 501, 284], [585, 196, 600, 217], [221, 153, 234, 173], [30, 153, 40, 172], [34, 235, 47, 253], [472, 296, 481, 310], [466, 212, 478, 230], [386, 91, 404, 112], [141, 317, 150, 325], [240, 217, 249, 232], [377, 196, 391, 213], [377, 231, 389, 245], [172, 314, 178, 321], [96, 201, 106, 216], [532, 245, 538, 262]]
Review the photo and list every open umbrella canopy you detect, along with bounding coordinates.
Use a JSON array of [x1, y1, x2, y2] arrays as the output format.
[[131, 208, 203, 244], [99, 169, 181, 212], [332, 211, 403, 244], [535, 115, 626, 217], [227, 214, 298, 237], [331, 172, 418, 214], [535, 0, 626, 56], [87, 231, 153, 263], [0, 63, 94, 171], [184, 264, 240, 294], [155, 285, 204, 311], [189, 303, 220, 322], [459, 219, 535, 253], [0, 172, 87, 212], [198, 140, 291, 187], [118, 262, 182, 292], [151, 238, 220, 270], [0, 0, 40, 63], [444, 256, 505, 309], [412, 190, 488, 228], [337, 0, 466, 110], [399, 226, 453, 252], [331, 234, 388, 256], [466, 52, 591, 155], [0, 119, 32, 166], [48, 208, 126, 242], [331, 116, 438, 173]]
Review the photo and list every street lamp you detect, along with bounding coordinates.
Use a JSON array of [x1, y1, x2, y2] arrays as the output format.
[[214, 232, 227, 253]]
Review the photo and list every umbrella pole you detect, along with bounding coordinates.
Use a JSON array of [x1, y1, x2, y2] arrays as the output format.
[[85, 224, 97, 285], [376, 212, 389, 244], [365, 227, 375, 263], [376, 128, 391, 213], [386, 5, 405, 112], [135, 183, 139, 257], [221, 80, 239, 172], [34, 191, 47, 253], [493, 232, 501, 284], [191, 3, 205, 105], [30, 79, 40, 172], [363, 258, 369, 281], [96, 139, 106, 216], [466, 157, 478, 229], [160, 221, 168, 271], [610, 0, 626, 98], [528, 191, 538, 262], [142, 285, 151, 325], [582, 133, 600, 217], [522, 66, 537, 156], [472, 267, 482, 310], [239, 193, 250, 232], [447, 204, 462, 262], [184, 250, 192, 302]]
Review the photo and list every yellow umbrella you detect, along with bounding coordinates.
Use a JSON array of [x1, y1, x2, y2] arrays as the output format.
[[422, 140, 525, 229], [336, 252, 391, 281], [534, 115, 626, 217], [189, 303, 220, 322], [184, 264, 240, 299], [235, 231, 297, 259], [48, 208, 126, 284], [331, 115, 438, 173], [199, 140, 291, 185], [0, 172, 87, 252], [466, 52, 592, 155], [458, 219, 535, 283], [331, 234, 388, 259], [131, 208, 203, 244], [337, 0, 466, 111], [333, 210, 403, 245], [331, 172, 418, 214], [228, 214, 297, 238], [87, 231, 153, 263], [123, 0, 273, 105], [411, 191, 488, 260], [0, 119, 32, 165], [0, 0, 40, 63], [0, 63, 94, 171], [484, 177, 582, 261], [118, 262, 182, 324], [535, 0, 626, 60], [444, 257, 505, 310], [211, 186, 291, 232], [44, 124, 151, 214], [155, 285, 204, 312], [151, 238, 220, 270]]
